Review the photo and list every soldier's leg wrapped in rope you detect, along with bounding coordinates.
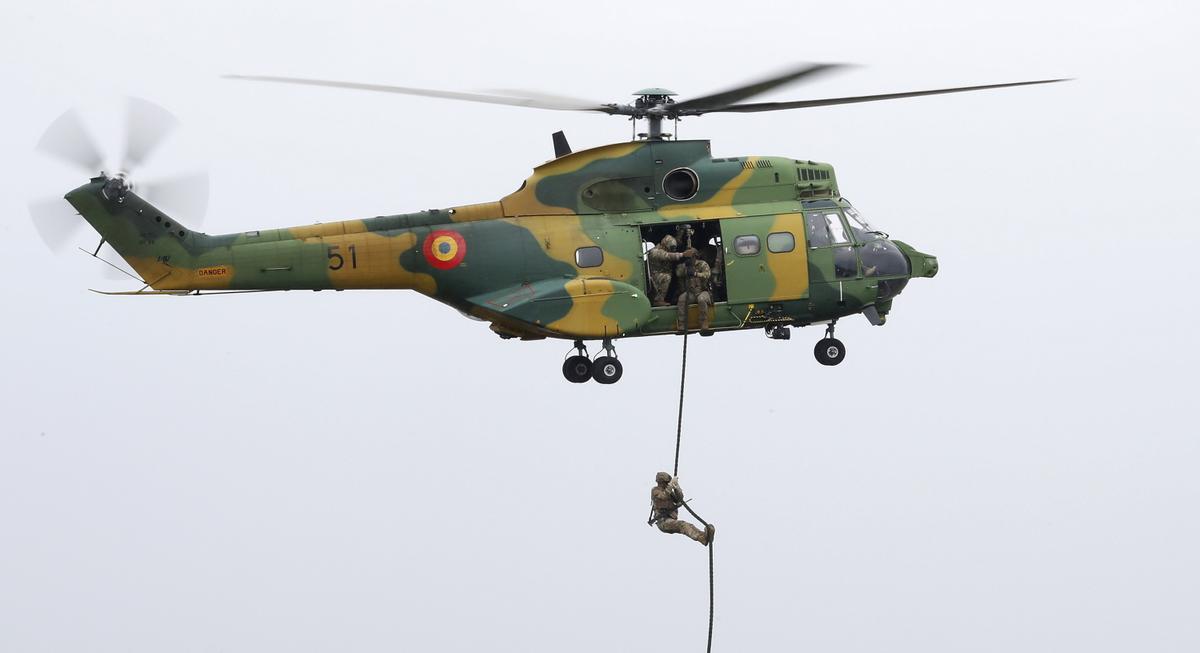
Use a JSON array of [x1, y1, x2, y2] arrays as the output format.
[[657, 516, 709, 544]]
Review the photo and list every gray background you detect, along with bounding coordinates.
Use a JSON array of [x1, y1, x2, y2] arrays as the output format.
[[2, 0, 1197, 651]]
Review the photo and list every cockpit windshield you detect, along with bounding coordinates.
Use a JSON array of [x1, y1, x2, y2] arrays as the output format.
[[844, 205, 885, 242]]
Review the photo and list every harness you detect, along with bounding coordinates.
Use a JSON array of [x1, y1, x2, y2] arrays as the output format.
[[646, 499, 687, 527]]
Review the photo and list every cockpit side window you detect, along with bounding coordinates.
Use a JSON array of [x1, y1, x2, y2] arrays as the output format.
[[825, 213, 849, 244], [805, 213, 831, 247], [844, 206, 880, 242]]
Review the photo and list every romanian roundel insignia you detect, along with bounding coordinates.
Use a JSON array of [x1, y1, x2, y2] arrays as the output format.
[[422, 230, 467, 270]]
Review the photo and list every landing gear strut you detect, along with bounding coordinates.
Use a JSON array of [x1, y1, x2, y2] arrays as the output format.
[[561, 339, 624, 384], [814, 321, 846, 366]]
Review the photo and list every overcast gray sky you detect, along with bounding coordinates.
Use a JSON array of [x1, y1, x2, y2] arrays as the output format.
[[2, 1, 1198, 651]]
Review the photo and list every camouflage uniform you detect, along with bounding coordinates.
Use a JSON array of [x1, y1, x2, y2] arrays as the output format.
[[647, 235, 692, 307], [650, 472, 710, 546], [676, 259, 713, 332], [710, 245, 724, 291]]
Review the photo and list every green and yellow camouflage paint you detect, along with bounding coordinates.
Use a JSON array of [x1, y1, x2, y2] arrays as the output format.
[[65, 139, 936, 343]]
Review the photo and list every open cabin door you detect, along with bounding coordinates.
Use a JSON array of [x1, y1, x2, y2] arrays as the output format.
[[638, 221, 728, 305]]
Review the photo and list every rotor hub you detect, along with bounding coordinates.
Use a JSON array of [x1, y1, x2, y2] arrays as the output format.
[[101, 173, 132, 202], [633, 88, 677, 120]]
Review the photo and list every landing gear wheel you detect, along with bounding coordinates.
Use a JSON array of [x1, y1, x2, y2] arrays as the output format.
[[562, 355, 593, 383], [591, 356, 623, 384], [814, 338, 846, 366]]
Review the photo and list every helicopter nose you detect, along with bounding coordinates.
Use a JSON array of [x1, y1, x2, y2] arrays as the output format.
[[894, 241, 938, 278], [915, 253, 938, 278]]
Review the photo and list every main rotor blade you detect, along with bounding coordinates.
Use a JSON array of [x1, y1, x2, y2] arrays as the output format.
[[123, 97, 179, 172], [486, 88, 612, 110], [139, 171, 209, 227], [29, 196, 85, 251], [36, 109, 104, 173], [698, 78, 1071, 114], [671, 63, 849, 113], [224, 75, 618, 113]]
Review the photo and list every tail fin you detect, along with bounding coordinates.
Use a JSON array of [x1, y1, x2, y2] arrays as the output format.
[[66, 176, 207, 290]]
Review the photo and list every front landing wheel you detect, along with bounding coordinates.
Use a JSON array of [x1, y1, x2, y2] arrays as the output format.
[[562, 355, 593, 383], [814, 338, 846, 366], [591, 356, 624, 384]]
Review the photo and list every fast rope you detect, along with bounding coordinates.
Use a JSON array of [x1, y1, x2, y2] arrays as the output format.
[[673, 331, 688, 477], [670, 331, 716, 653]]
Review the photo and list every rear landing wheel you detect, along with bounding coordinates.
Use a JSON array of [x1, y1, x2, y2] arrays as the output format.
[[591, 356, 623, 384], [562, 355, 593, 383], [814, 338, 846, 366]]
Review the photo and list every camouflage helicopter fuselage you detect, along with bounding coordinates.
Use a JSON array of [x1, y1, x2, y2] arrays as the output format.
[[66, 139, 937, 342]]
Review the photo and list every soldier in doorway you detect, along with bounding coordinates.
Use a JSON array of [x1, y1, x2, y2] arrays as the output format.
[[676, 255, 713, 336], [647, 235, 696, 307], [649, 472, 713, 546]]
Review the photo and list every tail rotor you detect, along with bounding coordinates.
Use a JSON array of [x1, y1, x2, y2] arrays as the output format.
[[30, 97, 210, 273]]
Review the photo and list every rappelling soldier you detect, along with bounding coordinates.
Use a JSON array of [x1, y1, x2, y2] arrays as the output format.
[[676, 256, 713, 336], [649, 472, 714, 546], [647, 235, 696, 307]]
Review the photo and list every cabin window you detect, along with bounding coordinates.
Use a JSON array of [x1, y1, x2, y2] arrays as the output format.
[[575, 246, 604, 268], [767, 232, 795, 253], [734, 235, 761, 256]]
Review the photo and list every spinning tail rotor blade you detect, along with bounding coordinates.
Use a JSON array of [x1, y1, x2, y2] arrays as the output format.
[[36, 109, 104, 173], [139, 171, 210, 226], [706, 78, 1071, 114], [28, 196, 85, 251], [224, 74, 617, 112], [122, 97, 180, 172], [33, 98, 208, 268]]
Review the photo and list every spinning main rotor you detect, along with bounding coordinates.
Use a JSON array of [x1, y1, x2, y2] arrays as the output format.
[[226, 64, 1068, 140]]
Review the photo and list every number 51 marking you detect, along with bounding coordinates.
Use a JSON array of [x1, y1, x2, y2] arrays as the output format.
[[327, 244, 358, 270]]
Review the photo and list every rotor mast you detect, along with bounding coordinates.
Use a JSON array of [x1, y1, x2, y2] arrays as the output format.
[[632, 88, 678, 141]]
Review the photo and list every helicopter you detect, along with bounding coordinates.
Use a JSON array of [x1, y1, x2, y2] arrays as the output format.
[[32, 65, 1066, 384]]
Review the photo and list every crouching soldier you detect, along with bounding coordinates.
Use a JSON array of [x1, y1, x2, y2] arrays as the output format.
[[649, 472, 714, 546]]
